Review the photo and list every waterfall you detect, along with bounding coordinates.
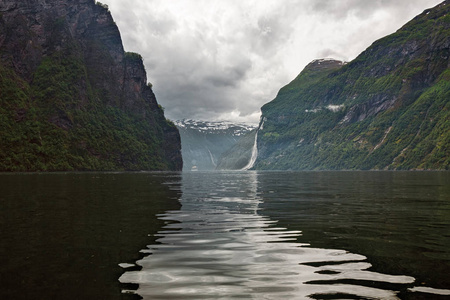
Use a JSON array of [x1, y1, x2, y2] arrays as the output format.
[[207, 148, 217, 167], [241, 119, 265, 171]]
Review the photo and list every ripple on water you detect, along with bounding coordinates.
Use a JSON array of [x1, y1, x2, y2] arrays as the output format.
[[120, 210, 414, 299], [119, 172, 449, 299]]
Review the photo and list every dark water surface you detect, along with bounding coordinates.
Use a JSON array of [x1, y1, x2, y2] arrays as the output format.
[[0, 172, 181, 299], [1, 171, 449, 299]]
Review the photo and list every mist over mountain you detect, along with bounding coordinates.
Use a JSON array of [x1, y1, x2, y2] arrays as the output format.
[[175, 120, 255, 171], [0, 0, 182, 171], [222, 1, 450, 170]]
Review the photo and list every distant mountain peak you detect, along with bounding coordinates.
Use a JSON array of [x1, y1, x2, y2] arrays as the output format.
[[306, 58, 347, 71]]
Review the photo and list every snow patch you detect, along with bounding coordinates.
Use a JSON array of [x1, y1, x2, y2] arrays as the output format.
[[175, 119, 256, 137]]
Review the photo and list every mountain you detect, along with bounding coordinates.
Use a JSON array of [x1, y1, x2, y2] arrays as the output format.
[[175, 119, 255, 171], [245, 1, 450, 170], [0, 0, 182, 171]]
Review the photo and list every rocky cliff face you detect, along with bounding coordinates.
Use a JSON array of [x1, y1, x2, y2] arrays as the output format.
[[252, 1, 450, 170], [0, 0, 182, 171]]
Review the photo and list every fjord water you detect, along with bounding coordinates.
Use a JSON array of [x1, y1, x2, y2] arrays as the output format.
[[0, 173, 181, 300], [1, 172, 449, 299]]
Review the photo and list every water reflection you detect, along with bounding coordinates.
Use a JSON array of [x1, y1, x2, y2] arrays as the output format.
[[119, 172, 419, 299]]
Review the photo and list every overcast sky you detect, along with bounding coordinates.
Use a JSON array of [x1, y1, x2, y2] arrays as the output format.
[[102, 0, 442, 123]]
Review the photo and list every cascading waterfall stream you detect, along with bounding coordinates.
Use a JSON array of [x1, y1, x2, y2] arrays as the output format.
[[241, 119, 265, 171], [207, 148, 217, 167]]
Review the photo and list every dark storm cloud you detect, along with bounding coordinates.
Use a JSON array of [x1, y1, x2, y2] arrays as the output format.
[[205, 67, 247, 88]]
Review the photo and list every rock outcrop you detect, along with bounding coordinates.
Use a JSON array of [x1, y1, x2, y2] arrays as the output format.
[[0, 0, 182, 171]]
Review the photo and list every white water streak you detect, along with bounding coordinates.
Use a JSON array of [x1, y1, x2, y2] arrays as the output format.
[[241, 119, 265, 171], [373, 126, 392, 152], [207, 148, 217, 167]]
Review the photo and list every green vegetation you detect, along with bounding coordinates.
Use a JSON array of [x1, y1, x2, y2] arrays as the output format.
[[0, 53, 174, 171], [0, 24, 181, 171], [254, 3, 450, 170], [124, 51, 143, 63], [95, 1, 109, 11]]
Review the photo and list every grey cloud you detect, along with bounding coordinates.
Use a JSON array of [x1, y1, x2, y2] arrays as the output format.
[[309, 0, 441, 20], [106, 0, 442, 123], [155, 83, 240, 121], [148, 55, 249, 121], [249, 8, 298, 56], [205, 62, 252, 88], [152, 64, 262, 121], [317, 48, 348, 61], [146, 16, 178, 36]]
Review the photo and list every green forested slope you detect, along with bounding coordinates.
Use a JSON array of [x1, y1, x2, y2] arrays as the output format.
[[254, 1, 450, 170], [0, 1, 182, 171]]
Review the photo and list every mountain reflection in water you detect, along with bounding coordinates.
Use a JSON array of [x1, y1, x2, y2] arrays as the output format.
[[119, 171, 446, 299]]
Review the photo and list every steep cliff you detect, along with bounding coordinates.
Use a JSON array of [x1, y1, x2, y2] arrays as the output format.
[[0, 0, 182, 171], [252, 1, 450, 170]]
